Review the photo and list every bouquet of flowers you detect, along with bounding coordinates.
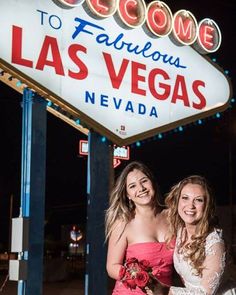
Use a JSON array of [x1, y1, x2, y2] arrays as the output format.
[[119, 257, 162, 293]]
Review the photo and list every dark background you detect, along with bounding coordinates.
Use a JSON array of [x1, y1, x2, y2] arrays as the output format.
[[0, 0, 235, 250]]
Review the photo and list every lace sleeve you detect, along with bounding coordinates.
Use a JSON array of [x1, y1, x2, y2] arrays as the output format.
[[170, 286, 206, 295], [200, 240, 225, 294], [170, 232, 226, 295]]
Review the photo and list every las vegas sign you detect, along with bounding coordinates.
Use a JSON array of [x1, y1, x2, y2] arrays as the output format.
[[0, 0, 231, 145]]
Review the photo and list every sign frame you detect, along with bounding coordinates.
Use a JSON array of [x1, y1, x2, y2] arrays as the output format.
[[0, 0, 232, 146], [0, 58, 232, 146]]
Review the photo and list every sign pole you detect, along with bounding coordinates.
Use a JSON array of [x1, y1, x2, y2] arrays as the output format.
[[85, 131, 113, 295], [18, 88, 47, 295]]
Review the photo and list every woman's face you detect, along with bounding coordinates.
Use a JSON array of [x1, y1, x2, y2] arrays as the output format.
[[178, 183, 205, 226], [126, 169, 154, 206]]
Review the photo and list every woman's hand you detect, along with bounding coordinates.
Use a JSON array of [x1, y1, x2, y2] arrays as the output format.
[[144, 286, 155, 295], [145, 285, 170, 295]]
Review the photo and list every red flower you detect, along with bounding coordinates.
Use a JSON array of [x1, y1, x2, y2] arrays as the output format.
[[119, 257, 161, 293], [135, 270, 150, 287], [126, 257, 138, 264], [139, 259, 150, 270], [125, 278, 136, 289], [119, 266, 126, 280]]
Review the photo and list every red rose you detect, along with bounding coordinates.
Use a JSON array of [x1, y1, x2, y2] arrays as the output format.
[[135, 270, 149, 288], [125, 278, 136, 289], [121, 257, 160, 291], [139, 259, 150, 270], [118, 266, 126, 280], [122, 271, 136, 289], [126, 257, 138, 264], [124, 271, 132, 280], [126, 258, 139, 271]]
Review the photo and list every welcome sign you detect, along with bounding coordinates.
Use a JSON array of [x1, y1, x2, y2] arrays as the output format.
[[0, 0, 231, 145]]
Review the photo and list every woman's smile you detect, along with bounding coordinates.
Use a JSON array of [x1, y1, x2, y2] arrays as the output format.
[[126, 169, 154, 206]]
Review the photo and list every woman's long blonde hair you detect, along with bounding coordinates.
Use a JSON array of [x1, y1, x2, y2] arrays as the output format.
[[105, 161, 162, 241], [165, 175, 216, 276]]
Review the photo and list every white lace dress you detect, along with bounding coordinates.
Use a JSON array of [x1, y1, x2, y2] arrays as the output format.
[[170, 229, 226, 295]]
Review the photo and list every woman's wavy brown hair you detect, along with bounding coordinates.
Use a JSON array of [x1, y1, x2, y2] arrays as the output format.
[[165, 175, 217, 276], [105, 161, 162, 241]]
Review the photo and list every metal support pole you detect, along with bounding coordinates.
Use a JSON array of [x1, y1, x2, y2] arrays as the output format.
[[228, 109, 235, 258], [18, 88, 47, 295], [85, 131, 113, 295]]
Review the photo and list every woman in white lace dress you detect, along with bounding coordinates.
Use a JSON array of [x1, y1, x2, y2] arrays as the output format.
[[165, 175, 226, 295]]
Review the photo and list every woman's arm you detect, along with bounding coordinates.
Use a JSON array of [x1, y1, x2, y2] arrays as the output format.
[[169, 241, 226, 295], [106, 220, 128, 280], [199, 240, 225, 294]]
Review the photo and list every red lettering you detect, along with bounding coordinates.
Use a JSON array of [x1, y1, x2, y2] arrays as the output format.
[[146, 2, 172, 36], [118, 0, 145, 27], [192, 80, 206, 109], [131, 61, 146, 95], [36, 36, 64, 76], [149, 68, 170, 100], [90, 0, 109, 13], [173, 11, 197, 45], [171, 75, 190, 107], [103, 52, 129, 89], [199, 24, 214, 50], [87, 0, 116, 17], [196, 19, 221, 53], [55, 0, 222, 53], [174, 16, 192, 42], [68, 44, 88, 80], [11, 25, 33, 68]]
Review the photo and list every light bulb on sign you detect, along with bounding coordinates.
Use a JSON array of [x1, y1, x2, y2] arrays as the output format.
[[86, 0, 118, 18], [55, 0, 85, 8], [195, 18, 222, 54]]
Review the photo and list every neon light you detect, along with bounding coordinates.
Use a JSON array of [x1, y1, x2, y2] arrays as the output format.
[[86, 0, 118, 18], [53, 0, 222, 53], [195, 19, 222, 54], [113, 145, 130, 160], [16, 81, 22, 87], [79, 140, 130, 160], [172, 10, 198, 45], [117, 0, 146, 28], [198, 119, 202, 124], [57, 0, 85, 7], [146, 1, 173, 37]]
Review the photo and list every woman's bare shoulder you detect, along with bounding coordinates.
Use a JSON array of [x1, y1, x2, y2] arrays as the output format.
[[110, 218, 128, 236]]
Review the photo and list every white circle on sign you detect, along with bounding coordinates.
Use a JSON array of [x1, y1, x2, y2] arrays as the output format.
[[54, 0, 85, 8]]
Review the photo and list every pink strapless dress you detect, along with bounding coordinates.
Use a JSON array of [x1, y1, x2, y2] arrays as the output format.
[[112, 242, 174, 294]]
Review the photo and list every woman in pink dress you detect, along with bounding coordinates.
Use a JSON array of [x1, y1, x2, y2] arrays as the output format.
[[105, 161, 174, 294]]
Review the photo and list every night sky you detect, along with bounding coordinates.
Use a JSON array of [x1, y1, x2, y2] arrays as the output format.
[[0, 0, 236, 248]]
